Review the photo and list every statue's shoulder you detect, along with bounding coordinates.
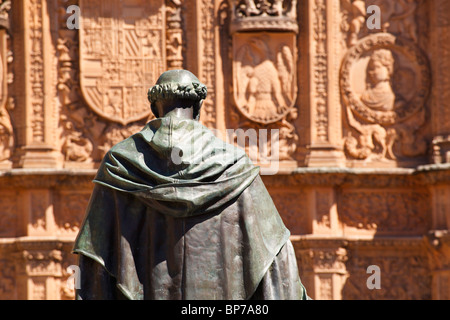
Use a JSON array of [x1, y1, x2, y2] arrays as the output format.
[[107, 135, 138, 156], [108, 122, 156, 155]]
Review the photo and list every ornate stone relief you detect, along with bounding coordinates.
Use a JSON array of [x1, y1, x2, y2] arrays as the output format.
[[312, 0, 329, 143], [228, 0, 299, 162], [230, 0, 298, 33], [425, 231, 450, 299], [300, 247, 348, 273], [79, 0, 165, 125], [0, 257, 15, 299], [198, 0, 217, 129], [341, 34, 429, 126], [340, 7, 431, 163], [0, 191, 17, 237], [58, 0, 184, 165], [233, 33, 296, 124], [338, 188, 430, 235], [13, 243, 64, 300], [430, 0, 450, 164], [0, 0, 12, 164], [60, 249, 78, 300], [166, 0, 184, 70], [0, 63, 12, 163], [0, 0, 10, 30], [269, 189, 309, 234], [294, 240, 349, 300], [2, 0, 449, 301], [342, 239, 431, 300], [29, 0, 45, 143], [54, 191, 91, 235], [341, 0, 420, 47]]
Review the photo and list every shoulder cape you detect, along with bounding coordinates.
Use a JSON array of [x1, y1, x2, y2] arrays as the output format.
[[73, 117, 292, 299]]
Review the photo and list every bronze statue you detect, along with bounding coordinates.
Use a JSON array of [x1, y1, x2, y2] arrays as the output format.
[[73, 69, 309, 300]]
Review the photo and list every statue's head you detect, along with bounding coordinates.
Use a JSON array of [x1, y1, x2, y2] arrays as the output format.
[[147, 69, 207, 120]]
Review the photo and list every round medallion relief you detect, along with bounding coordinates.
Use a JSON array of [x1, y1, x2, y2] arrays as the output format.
[[340, 33, 430, 126]]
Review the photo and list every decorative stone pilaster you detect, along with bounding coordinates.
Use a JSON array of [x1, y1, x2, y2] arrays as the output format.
[[293, 237, 348, 300], [13, 241, 64, 300], [305, 0, 345, 167], [308, 187, 341, 236], [429, 184, 450, 230], [227, 0, 301, 170], [425, 231, 450, 300], [12, 0, 62, 168], [430, 0, 450, 164]]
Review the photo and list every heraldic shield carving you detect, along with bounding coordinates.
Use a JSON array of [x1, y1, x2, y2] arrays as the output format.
[[232, 32, 297, 124], [79, 0, 165, 125]]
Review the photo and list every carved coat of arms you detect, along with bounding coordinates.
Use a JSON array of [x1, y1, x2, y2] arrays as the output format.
[[79, 0, 165, 125], [232, 33, 297, 124]]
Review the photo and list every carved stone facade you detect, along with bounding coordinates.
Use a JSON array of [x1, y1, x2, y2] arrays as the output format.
[[0, 0, 449, 300]]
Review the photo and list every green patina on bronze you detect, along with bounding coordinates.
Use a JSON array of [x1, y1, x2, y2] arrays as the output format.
[[73, 70, 308, 300]]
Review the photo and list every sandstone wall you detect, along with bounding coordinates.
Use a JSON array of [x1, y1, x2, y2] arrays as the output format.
[[0, 0, 449, 300]]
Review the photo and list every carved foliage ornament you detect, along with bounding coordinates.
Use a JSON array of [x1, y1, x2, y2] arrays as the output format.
[[341, 0, 420, 47], [79, 0, 165, 125], [343, 252, 431, 300], [339, 189, 430, 234]]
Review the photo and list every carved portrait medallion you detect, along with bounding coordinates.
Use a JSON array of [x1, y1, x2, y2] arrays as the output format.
[[340, 33, 430, 126], [79, 0, 166, 125], [232, 32, 297, 124]]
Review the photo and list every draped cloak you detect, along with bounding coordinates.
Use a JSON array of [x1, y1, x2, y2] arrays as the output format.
[[73, 116, 308, 300]]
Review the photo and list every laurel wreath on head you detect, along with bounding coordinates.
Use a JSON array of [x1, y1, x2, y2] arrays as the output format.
[[147, 82, 207, 104]]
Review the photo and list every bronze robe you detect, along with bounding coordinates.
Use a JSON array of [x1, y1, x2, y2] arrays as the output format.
[[73, 117, 308, 300]]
